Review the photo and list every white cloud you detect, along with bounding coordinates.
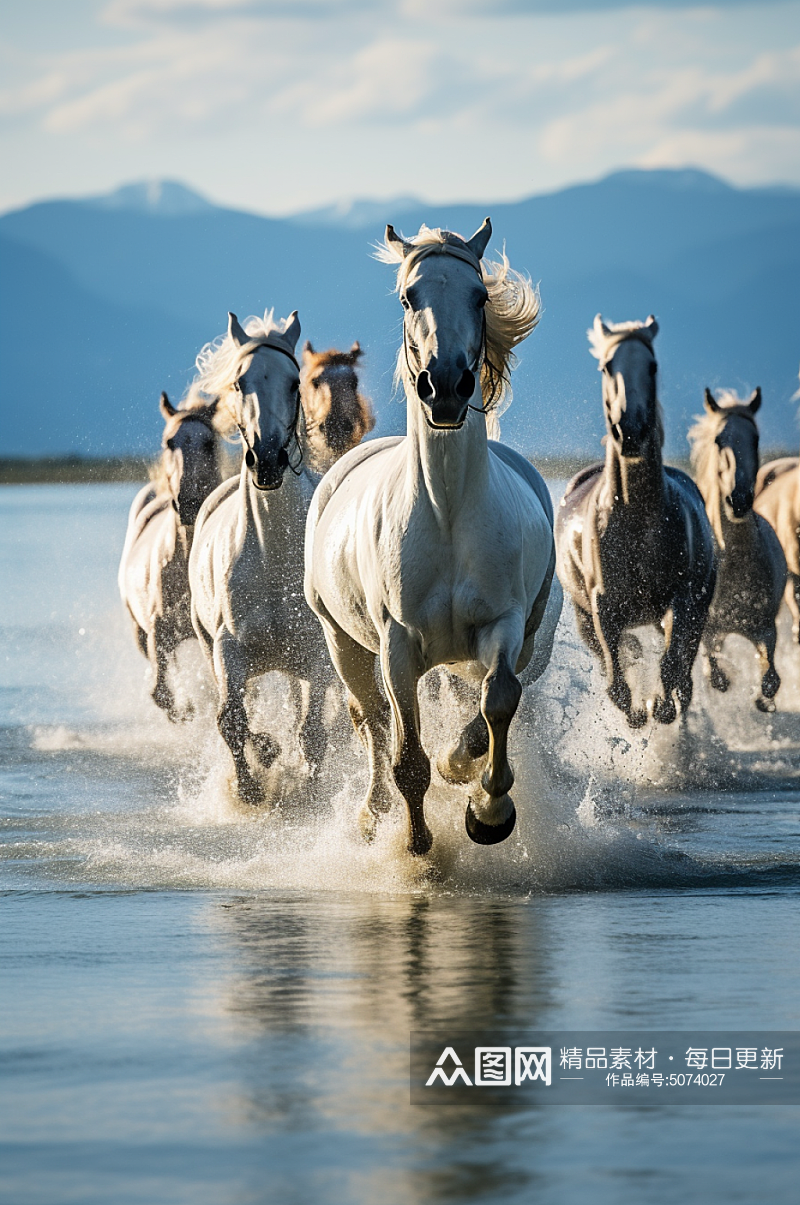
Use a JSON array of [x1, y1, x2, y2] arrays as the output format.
[[1, 0, 799, 212]]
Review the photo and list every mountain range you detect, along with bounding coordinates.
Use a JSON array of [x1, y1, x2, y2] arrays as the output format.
[[1, 169, 798, 459]]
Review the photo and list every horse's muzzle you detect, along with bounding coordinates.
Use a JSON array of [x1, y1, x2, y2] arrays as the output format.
[[246, 446, 289, 490], [417, 365, 474, 429], [727, 489, 754, 519]]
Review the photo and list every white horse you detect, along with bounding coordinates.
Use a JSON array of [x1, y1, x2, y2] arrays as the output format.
[[118, 391, 224, 721], [189, 310, 368, 803], [304, 219, 561, 855]]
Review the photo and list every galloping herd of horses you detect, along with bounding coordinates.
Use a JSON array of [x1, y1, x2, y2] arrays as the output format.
[[118, 218, 800, 855]]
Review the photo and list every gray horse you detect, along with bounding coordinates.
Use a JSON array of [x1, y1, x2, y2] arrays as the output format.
[[556, 315, 716, 727], [689, 387, 786, 711], [118, 392, 224, 721]]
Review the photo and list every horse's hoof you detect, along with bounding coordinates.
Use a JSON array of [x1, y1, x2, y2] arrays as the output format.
[[238, 779, 264, 807], [755, 696, 776, 714], [465, 801, 516, 845], [408, 826, 433, 857], [652, 696, 677, 725], [626, 708, 648, 730]]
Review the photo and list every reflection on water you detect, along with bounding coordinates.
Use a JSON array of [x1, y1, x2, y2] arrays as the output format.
[[2, 485, 800, 1204]]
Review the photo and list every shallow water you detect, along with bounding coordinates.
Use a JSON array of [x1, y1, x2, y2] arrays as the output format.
[[2, 483, 799, 1204]]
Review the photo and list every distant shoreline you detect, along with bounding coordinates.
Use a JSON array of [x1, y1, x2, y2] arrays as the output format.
[[1, 450, 796, 485], [0, 456, 153, 485]]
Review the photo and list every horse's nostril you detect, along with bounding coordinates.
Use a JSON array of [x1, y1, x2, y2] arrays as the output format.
[[417, 371, 435, 402], [455, 369, 475, 401], [245, 449, 256, 469], [277, 448, 289, 469]]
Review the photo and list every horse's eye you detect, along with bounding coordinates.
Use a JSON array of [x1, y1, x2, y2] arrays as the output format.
[[311, 376, 322, 388], [165, 439, 175, 451], [649, 360, 657, 378]]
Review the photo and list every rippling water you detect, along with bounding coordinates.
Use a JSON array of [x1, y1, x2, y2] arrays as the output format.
[[2, 484, 799, 1204]]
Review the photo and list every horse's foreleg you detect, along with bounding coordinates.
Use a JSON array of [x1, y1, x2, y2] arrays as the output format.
[[755, 628, 780, 712], [317, 618, 393, 839], [213, 632, 265, 805], [574, 603, 604, 663], [702, 630, 730, 693], [460, 618, 524, 846], [787, 576, 800, 643], [656, 594, 706, 723], [593, 592, 646, 728], [381, 625, 432, 856], [146, 622, 185, 723], [295, 674, 327, 774]]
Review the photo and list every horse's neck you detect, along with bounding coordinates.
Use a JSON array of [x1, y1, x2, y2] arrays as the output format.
[[406, 392, 489, 524], [601, 440, 665, 513], [238, 460, 308, 546], [718, 504, 758, 552]]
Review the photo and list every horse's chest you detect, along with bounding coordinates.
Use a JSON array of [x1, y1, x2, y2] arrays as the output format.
[[392, 548, 507, 649]]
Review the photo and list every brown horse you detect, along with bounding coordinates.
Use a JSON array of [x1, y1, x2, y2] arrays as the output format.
[[690, 388, 786, 711], [300, 341, 374, 472], [556, 315, 716, 728]]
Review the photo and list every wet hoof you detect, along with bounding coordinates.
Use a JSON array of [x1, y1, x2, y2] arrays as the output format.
[[408, 825, 433, 857], [755, 696, 776, 714], [626, 708, 648, 730], [762, 669, 780, 700], [709, 665, 729, 692], [168, 700, 195, 724], [465, 801, 516, 845], [237, 774, 265, 807], [652, 695, 677, 725]]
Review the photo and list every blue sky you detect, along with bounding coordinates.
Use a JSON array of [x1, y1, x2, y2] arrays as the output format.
[[1, 0, 798, 214]]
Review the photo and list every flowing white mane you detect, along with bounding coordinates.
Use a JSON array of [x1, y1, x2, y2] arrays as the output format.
[[588, 317, 657, 368], [188, 310, 299, 436], [377, 225, 540, 439], [689, 390, 758, 546]]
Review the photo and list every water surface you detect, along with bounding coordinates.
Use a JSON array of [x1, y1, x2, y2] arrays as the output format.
[[2, 484, 799, 1204]]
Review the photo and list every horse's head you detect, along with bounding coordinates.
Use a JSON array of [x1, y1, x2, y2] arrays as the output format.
[[387, 219, 492, 429], [226, 311, 302, 491], [591, 314, 660, 459], [159, 392, 220, 526], [705, 386, 762, 519], [301, 340, 375, 467]]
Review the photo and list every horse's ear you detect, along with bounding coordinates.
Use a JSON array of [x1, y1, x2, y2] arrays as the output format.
[[283, 310, 301, 352], [228, 312, 249, 348], [386, 225, 412, 257], [704, 388, 721, 414], [302, 339, 314, 357], [159, 391, 177, 419], [644, 314, 659, 339], [349, 340, 362, 359], [466, 217, 492, 261], [748, 386, 762, 414], [594, 313, 612, 340]]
